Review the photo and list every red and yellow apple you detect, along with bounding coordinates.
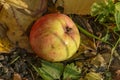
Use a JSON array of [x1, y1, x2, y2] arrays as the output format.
[[30, 13, 80, 62]]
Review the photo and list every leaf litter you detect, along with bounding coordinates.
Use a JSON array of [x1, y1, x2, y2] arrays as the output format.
[[1, 0, 120, 80]]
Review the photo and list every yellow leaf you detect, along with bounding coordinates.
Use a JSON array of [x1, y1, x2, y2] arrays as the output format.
[[0, 25, 14, 53], [6, 0, 28, 9], [0, 0, 47, 52], [85, 72, 103, 80], [56, 0, 104, 15], [0, 37, 14, 53]]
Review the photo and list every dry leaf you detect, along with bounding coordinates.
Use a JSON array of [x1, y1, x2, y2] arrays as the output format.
[[55, 0, 104, 15], [0, 24, 14, 53], [0, 0, 47, 52], [78, 33, 97, 56], [5, 0, 28, 8], [84, 72, 103, 80], [91, 54, 106, 67], [113, 70, 120, 80], [13, 73, 22, 80], [116, 70, 120, 76]]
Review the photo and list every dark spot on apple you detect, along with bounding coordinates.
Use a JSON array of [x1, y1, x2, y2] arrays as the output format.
[[65, 26, 72, 34], [51, 45, 55, 49]]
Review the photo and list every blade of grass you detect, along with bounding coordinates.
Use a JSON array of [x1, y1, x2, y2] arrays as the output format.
[[10, 56, 20, 64], [76, 24, 113, 46], [107, 37, 120, 70]]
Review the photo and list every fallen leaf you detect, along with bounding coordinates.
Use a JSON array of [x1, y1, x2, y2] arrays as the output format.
[[84, 72, 103, 80], [0, 24, 14, 53], [116, 70, 120, 76], [13, 73, 22, 80], [113, 70, 120, 80], [55, 0, 104, 15], [91, 54, 106, 68], [0, 0, 47, 52], [6, 0, 28, 8]]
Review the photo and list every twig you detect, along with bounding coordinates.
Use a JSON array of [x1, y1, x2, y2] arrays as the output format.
[[10, 56, 20, 64], [107, 37, 120, 70]]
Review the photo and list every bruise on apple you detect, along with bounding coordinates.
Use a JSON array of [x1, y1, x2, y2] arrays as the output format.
[[64, 25, 79, 51]]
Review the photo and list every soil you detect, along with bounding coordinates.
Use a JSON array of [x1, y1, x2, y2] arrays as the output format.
[[0, 48, 42, 80]]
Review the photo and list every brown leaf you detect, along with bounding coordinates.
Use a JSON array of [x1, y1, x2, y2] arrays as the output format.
[[91, 54, 106, 67], [0, 24, 14, 53], [55, 0, 104, 15], [78, 33, 97, 57], [113, 70, 120, 80], [13, 73, 22, 80], [0, 0, 47, 52]]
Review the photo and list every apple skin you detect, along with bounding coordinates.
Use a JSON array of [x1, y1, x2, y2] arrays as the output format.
[[30, 13, 80, 62]]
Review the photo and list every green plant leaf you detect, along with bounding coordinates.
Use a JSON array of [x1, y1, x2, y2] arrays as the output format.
[[104, 71, 112, 80], [115, 2, 120, 31], [91, 0, 115, 23], [101, 30, 110, 42], [91, 2, 107, 17], [115, 2, 120, 11], [63, 63, 81, 80], [32, 60, 64, 80]]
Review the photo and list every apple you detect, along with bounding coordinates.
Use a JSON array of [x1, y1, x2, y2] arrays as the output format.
[[30, 13, 80, 62]]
